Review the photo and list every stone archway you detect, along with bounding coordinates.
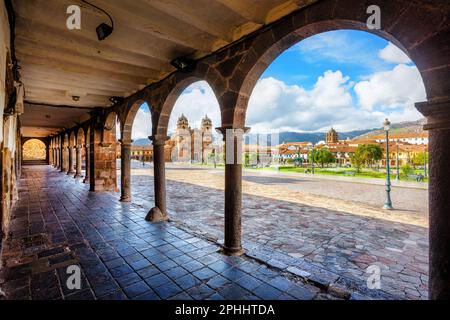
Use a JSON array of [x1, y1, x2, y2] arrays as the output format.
[[21, 138, 49, 165], [119, 100, 147, 202], [210, 0, 449, 299]]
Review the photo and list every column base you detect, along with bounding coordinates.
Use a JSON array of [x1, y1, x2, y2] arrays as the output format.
[[83, 177, 89, 183], [221, 245, 244, 256], [120, 196, 131, 202], [67, 170, 75, 175], [145, 207, 169, 222], [74, 173, 82, 178]]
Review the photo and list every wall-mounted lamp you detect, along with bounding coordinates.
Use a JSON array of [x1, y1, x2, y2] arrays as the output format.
[[170, 56, 196, 73], [109, 96, 124, 105], [82, 0, 114, 41]]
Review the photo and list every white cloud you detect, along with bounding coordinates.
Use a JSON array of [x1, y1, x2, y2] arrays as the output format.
[[131, 107, 152, 140], [247, 66, 426, 133], [168, 81, 220, 133], [131, 67, 426, 137], [378, 42, 411, 64], [247, 71, 375, 132], [354, 64, 426, 122]]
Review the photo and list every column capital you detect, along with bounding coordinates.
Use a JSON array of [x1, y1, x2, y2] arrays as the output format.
[[416, 99, 450, 130], [118, 139, 134, 146], [215, 126, 251, 142], [149, 135, 170, 146]]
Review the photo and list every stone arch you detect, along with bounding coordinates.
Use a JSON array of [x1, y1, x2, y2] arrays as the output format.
[[222, 0, 449, 127], [152, 74, 222, 137], [22, 138, 47, 161], [76, 127, 85, 147], [68, 131, 76, 148], [103, 111, 120, 145], [122, 99, 147, 144]]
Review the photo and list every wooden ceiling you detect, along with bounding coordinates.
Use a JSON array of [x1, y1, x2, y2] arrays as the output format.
[[13, 0, 316, 137]]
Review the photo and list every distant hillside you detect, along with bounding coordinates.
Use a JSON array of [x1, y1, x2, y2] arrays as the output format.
[[355, 118, 426, 139], [244, 129, 375, 145], [132, 119, 426, 146], [133, 138, 151, 145]]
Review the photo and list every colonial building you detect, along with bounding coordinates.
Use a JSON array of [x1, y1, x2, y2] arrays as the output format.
[[165, 114, 214, 163]]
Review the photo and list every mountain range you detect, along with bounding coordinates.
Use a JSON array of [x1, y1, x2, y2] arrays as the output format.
[[132, 118, 426, 146]]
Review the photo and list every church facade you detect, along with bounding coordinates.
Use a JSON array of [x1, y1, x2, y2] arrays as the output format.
[[165, 114, 214, 163]]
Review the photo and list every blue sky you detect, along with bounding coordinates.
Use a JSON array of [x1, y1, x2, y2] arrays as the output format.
[[262, 30, 401, 89], [131, 30, 426, 139]]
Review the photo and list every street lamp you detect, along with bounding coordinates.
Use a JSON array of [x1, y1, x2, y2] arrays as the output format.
[[383, 118, 393, 210], [396, 139, 400, 181]]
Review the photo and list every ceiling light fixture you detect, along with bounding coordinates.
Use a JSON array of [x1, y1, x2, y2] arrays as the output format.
[[81, 0, 114, 41], [170, 56, 196, 73], [109, 96, 124, 105]]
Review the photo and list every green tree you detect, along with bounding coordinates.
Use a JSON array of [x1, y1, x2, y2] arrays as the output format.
[[411, 152, 428, 167], [353, 144, 383, 168], [313, 148, 334, 168], [401, 164, 414, 176], [350, 152, 364, 173], [364, 144, 383, 167]]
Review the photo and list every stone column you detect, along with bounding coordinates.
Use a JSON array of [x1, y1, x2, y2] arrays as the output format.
[[74, 145, 82, 178], [416, 100, 450, 300], [60, 139, 65, 173], [67, 146, 75, 175], [83, 143, 90, 184], [120, 140, 132, 202], [145, 135, 169, 222], [216, 127, 248, 256]]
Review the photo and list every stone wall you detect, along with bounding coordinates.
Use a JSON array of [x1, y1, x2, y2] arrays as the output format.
[[1, 1, 20, 239]]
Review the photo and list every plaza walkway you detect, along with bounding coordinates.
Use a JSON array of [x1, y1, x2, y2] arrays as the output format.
[[0, 166, 334, 300], [128, 163, 428, 300], [0, 165, 427, 300]]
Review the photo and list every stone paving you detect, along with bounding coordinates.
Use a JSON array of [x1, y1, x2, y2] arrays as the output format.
[[0, 165, 339, 300], [128, 163, 428, 300], [0, 164, 428, 300]]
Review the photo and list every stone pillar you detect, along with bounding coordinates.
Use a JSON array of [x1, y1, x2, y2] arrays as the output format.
[[216, 127, 248, 256], [145, 136, 169, 222], [83, 143, 90, 184], [53, 149, 57, 167], [120, 140, 132, 202], [60, 139, 65, 173], [416, 100, 450, 300], [67, 146, 75, 175], [74, 145, 82, 178]]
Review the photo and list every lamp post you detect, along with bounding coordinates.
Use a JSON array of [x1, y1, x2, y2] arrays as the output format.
[[310, 146, 315, 174], [383, 118, 393, 210], [396, 139, 400, 181]]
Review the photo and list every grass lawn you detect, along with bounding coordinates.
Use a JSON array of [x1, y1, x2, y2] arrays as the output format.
[[187, 162, 428, 182]]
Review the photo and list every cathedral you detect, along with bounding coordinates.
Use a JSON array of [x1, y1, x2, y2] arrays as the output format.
[[165, 114, 214, 163], [325, 127, 339, 144]]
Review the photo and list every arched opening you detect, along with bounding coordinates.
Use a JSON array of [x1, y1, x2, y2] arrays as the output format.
[[22, 139, 47, 164], [62, 133, 69, 172], [160, 80, 224, 228], [76, 128, 86, 178], [239, 29, 428, 300], [121, 101, 152, 204]]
